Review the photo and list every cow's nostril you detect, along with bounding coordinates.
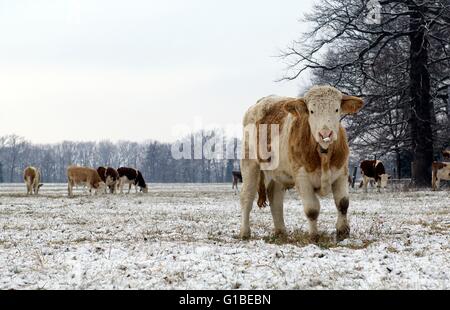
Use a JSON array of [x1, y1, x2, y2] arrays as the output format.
[[320, 131, 333, 140]]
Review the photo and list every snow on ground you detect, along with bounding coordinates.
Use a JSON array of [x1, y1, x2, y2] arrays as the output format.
[[0, 183, 449, 290]]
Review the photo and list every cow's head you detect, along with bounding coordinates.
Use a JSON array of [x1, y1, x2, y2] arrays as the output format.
[[94, 181, 106, 192], [285, 86, 363, 150], [140, 186, 149, 194], [37, 183, 43, 194], [380, 174, 391, 188]]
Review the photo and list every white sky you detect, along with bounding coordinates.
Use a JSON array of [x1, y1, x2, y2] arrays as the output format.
[[0, 0, 314, 143]]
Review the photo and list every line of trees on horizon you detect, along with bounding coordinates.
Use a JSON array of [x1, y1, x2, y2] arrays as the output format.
[[0, 131, 431, 185], [0, 133, 241, 184]]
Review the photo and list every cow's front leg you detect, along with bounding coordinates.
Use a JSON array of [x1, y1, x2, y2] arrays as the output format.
[[268, 181, 287, 237], [332, 174, 350, 241], [296, 174, 320, 242]]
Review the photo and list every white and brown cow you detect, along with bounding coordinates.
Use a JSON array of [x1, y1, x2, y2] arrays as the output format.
[[67, 166, 106, 197], [97, 166, 120, 194], [443, 150, 450, 161], [432, 162, 450, 191], [117, 167, 148, 194], [359, 160, 390, 192], [232, 171, 243, 193], [240, 85, 363, 241], [23, 166, 43, 195]]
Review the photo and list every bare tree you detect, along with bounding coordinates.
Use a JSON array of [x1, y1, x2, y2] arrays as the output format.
[[281, 0, 450, 186]]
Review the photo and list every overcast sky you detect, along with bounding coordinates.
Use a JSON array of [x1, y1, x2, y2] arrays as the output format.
[[0, 0, 314, 143]]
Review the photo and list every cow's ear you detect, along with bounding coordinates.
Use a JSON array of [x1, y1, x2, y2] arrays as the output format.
[[341, 95, 363, 114], [284, 98, 307, 117]]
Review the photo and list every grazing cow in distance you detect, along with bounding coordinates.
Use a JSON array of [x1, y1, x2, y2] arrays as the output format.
[[359, 160, 390, 192], [117, 167, 148, 194], [106, 167, 120, 193], [23, 166, 43, 195], [443, 150, 450, 161], [232, 171, 243, 192], [240, 85, 363, 241], [67, 166, 106, 197], [432, 162, 450, 191], [97, 167, 120, 193]]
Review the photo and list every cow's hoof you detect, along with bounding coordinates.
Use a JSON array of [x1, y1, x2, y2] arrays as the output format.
[[309, 233, 319, 244], [240, 228, 251, 240], [336, 225, 350, 241], [273, 229, 288, 240]]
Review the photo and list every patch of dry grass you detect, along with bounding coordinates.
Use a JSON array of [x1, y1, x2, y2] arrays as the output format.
[[263, 230, 374, 250]]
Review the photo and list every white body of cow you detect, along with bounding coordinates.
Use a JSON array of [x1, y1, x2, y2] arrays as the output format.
[[23, 166, 43, 195], [432, 162, 450, 191], [239, 86, 363, 241]]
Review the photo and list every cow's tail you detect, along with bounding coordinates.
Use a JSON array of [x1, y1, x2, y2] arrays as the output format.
[[257, 172, 268, 208]]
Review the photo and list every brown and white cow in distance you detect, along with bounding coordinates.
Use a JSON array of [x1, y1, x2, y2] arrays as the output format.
[[232, 171, 243, 193], [117, 167, 148, 194], [443, 150, 450, 161], [432, 162, 450, 191], [359, 160, 390, 192], [23, 166, 43, 195], [240, 85, 363, 241], [97, 167, 120, 193], [67, 166, 106, 197]]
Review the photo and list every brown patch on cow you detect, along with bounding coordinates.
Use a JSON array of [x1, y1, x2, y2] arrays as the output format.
[[329, 127, 350, 169], [433, 162, 446, 171], [341, 95, 364, 114], [23, 167, 37, 183], [337, 197, 349, 215], [289, 114, 321, 173], [442, 150, 450, 160], [97, 167, 107, 182], [305, 209, 319, 221], [288, 114, 349, 173], [255, 101, 288, 163]]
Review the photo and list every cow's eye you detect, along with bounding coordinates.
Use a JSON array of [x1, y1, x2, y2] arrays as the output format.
[[310, 110, 314, 115], [336, 109, 339, 113]]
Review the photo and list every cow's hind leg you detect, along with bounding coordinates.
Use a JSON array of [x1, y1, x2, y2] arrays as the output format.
[[268, 181, 287, 237], [239, 160, 260, 239], [363, 176, 369, 193], [332, 174, 350, 241], [68, 179, 74, 197]]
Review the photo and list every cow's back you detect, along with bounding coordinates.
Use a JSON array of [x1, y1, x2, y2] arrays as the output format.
[[243, 96, 292, 127], [24, 167, 37, 182], [118, 167, 137, 180], [360, 160, 376, 177], [106, 167, 119, 180], [68, 166, 96, 183]]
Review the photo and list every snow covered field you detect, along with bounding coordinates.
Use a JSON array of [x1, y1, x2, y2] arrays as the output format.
[[0, 183, 448, 290]]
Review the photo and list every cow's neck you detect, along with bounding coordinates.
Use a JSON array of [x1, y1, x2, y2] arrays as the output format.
[[289, 116, 348, 196], [318, 145, 332, 196]]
